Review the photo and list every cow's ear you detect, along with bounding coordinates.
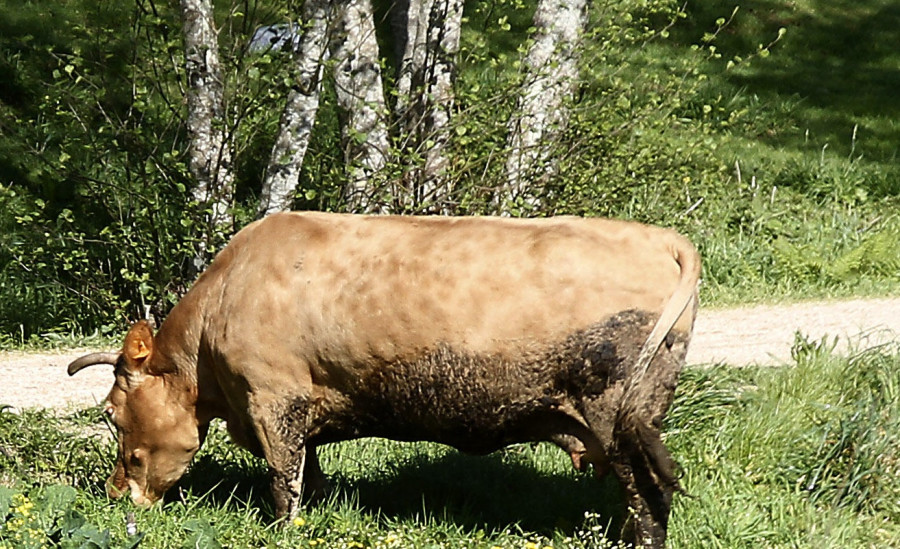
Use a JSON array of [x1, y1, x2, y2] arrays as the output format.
[[123, 320, 155, 372]]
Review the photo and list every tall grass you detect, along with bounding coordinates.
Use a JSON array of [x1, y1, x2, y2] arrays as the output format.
[[2, 340, 899, 548], [668, 338, 900, 548]]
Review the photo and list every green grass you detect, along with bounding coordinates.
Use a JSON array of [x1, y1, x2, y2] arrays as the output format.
[[0, 328, 120, 353], [668, 337, 900, 547], [691, 0, 900, 163], [3, 338, 899, 548], [575, 0, 899, 307], [648, 0, 900, 306]]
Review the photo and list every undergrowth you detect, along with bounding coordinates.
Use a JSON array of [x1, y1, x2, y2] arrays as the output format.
[[2, 0, 899, 339]]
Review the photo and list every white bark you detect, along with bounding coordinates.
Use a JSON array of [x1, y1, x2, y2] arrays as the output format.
[[499, 0, 589, 215], [179, 0, 234, 258], [396, 0, 463, 212], [395, 0, 426, 109], [258, 0, 331, 218], [330, 0, 392, 214]]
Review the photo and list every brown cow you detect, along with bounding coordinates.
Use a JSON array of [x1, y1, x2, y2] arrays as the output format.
[[68, 212, 700, 548]]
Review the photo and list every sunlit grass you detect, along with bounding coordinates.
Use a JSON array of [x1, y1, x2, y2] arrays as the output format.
[[3, 337, 899, 548]]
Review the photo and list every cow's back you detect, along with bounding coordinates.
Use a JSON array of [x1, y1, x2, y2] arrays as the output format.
[[199, 213, 695, 390]]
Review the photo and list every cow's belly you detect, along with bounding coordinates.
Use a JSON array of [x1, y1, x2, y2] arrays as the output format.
[[312, 373, 575, 454], [322, 360, 569, 453], [306, 310, 661, 452]]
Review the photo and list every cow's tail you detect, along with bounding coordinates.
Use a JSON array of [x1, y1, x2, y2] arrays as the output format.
[[630, 232, 700, 389], [618, 232, 701, 492]]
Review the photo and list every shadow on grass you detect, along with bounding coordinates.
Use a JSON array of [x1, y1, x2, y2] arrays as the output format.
[[181, 441, 626, 538], [169, 445, 271, 514], [678, 0, 900, 160], [339, 448, 625, 536]]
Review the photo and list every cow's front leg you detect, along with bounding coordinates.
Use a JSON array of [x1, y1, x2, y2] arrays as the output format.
[[253, 395, 313, 520], [269, 443, 307, 520], [269, 444, 329, 520]]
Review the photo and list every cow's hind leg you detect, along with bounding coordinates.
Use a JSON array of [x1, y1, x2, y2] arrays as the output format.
[[611, 347, 686, 548], [303, 445, 330, 502], [578, 347, 685, 546], [610, 419, 678, 549]]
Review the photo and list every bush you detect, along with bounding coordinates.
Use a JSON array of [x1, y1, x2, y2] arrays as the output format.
[[1, 0, 898, 338]]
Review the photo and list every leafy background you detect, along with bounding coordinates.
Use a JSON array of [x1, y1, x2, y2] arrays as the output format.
[[1, 0, 898, 341]]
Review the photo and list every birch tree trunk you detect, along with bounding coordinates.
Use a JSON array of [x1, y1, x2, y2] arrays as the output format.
[[498, 0, 589, 215], [330, 0, 392, 214], [395, 0, 463, 213], [179, 0, 234, 269], [257, 0, 331, 218]]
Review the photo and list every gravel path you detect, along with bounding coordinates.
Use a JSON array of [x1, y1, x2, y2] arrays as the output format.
[[687, 297, 899, 365], [1, 297, 897, 410]]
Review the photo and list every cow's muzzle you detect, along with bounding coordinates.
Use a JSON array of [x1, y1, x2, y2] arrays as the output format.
[[106, 464, 128, 499], [106, 466, 154, 508]]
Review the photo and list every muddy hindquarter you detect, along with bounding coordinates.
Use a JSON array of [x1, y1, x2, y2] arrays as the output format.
[[573, 310, 691, 549], [616, 332, 691, 548]]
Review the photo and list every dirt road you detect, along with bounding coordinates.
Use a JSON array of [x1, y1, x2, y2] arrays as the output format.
[[1, 297, 897, 410]]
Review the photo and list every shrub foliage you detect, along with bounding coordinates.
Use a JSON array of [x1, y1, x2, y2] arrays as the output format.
[[1, 0, 898, 337]]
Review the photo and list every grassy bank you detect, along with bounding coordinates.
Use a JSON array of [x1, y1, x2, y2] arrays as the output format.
[[3, 338, 898, 548], [662, 0, 900, 305]]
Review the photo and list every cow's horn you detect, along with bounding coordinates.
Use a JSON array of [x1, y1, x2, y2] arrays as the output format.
[[67, 352, 120, 376]]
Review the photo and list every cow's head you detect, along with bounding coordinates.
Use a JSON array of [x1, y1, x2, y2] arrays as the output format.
[[68, 321, 204, 506]]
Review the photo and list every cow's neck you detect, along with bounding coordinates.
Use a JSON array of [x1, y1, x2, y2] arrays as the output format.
[[154, 294, 202, 380], [152, 279, 228, 423]]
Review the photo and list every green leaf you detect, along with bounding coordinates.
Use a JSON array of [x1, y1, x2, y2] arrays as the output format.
[[124, 532, 147, 549], [182, 518, 223, 549], [41, 484, 77, 515], [62, 524, 111, 549], [0, 486, 13, 520], [59, 508, 87, 535]]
